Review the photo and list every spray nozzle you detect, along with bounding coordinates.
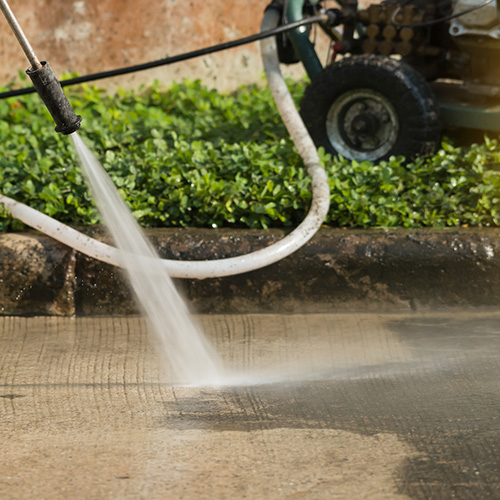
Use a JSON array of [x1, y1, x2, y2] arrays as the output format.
[[26, 61, 82, 135], [0, 0, 82, 135]]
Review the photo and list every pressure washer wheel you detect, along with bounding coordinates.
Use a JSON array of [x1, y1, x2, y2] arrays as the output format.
[[300, 55, 441, 162]]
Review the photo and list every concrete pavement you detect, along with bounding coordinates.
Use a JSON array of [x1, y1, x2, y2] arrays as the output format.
[[1, 311, 500, 499]]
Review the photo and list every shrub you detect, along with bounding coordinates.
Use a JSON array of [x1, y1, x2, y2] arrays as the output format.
[[1, 77, 500, 231]]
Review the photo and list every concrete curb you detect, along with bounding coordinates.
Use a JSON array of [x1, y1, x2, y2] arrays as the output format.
[[1, 227, 500, 316]]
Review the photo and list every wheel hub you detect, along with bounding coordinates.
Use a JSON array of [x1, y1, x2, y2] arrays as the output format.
[[351, 112, 380, 137], [326, 89, 399, 161]]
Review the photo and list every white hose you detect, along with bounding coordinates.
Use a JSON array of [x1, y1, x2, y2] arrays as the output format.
[[0, 9, 330, 279]]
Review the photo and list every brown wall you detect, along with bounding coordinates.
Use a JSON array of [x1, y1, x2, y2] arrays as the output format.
[[0, 0, 376, 92], [0, 0, 284, 92]]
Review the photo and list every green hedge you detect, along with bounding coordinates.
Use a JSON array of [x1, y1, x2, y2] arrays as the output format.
[[1, 76, 500, 231]]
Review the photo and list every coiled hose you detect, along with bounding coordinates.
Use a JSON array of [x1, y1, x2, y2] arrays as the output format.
[[0, 8, 330, 279]]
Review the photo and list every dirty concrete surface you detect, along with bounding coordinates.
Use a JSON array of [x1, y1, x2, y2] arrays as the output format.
[[3, 228, 500, 316], [1, 311, 500, 499]]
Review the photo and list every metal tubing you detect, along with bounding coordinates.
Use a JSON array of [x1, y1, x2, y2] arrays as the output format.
[[0, 0, 42, 69], [286, 0, 323, 78]]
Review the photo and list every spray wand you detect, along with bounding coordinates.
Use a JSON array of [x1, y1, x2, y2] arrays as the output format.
[[0, 0, 82, 134]]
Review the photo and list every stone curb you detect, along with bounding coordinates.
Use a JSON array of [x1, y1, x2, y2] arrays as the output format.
[[1, 227, 500, 316]]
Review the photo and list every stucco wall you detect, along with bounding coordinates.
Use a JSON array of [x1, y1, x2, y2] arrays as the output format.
[[0, 0, 291, 92], [0, 0, 377, 92]]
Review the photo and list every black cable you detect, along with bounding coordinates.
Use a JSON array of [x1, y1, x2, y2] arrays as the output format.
[[391, 0, 494, 29], [0, 13, 328, 100]]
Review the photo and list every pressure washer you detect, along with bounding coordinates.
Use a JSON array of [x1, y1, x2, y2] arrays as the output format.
[[286, 0, 500, 161]]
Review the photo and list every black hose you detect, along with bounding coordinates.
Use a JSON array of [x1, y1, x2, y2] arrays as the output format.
[[0, 14, 327, 100]]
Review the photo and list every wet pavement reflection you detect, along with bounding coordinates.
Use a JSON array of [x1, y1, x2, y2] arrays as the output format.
[[0, 311, 499, 499]]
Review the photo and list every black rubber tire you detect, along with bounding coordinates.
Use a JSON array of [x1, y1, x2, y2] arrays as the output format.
[[300, 55, 441, 162]]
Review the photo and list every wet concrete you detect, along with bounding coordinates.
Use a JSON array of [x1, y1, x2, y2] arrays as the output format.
[[2, 227, 500, 315], [1, 311, 500, 499], [0, 233, 76, 315]]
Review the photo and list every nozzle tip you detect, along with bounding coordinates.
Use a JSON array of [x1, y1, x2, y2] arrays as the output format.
[[26, 61, 83, 135], [55, 114, 82, 135]]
